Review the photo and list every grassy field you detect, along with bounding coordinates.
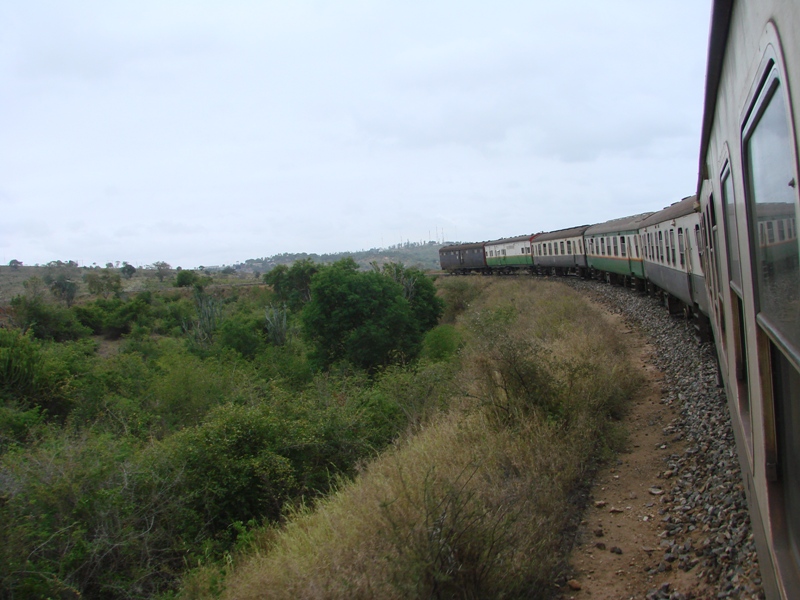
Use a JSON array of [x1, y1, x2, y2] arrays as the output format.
[[180, 277, 642, 600]]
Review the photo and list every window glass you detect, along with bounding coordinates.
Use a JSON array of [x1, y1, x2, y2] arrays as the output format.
[[744, 78, 800, 350], [670, 230, 676, 265], [772, 345, 800, 567], [722, 168, 742, 288], [659, 231, 664, 262], [620, 236, 627, 257], [613, 236, 618, 256], [601, 238, 605, 255], [678, 229, 685, 267], [567, 240, 572, 254]]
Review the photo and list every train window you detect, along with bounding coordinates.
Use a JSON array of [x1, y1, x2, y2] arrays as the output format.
[[620, 236, 626, 257], [743, 69, 800, 352], [778, 219, 786, 241], [658, 231, 664, 262], [600, 238, 605, 255], [669, 230, 676, 265], [611, 237, 617, 256], [567, 240, 572, 254], [665, 232, 672, 265], [772, 344, 800, 567], [678, 229, 685, 267], [695, 225, 702, 255], [722, 167, 743, 290]]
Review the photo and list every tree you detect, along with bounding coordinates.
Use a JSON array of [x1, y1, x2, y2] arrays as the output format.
[[175, 270, 199, 288], [152, 261, 171, 282], [84, 269, 122, 298], [49, 274, 78, 307], [9, 259, 22, 270], [120, 262, 137, 279], [263, 259, 319, 312], [301, 259, 421, 371], [372, 262, 443, 332]]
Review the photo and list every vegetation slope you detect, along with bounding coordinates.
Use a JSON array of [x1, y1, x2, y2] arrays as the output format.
[[181, 277, 642, 600]]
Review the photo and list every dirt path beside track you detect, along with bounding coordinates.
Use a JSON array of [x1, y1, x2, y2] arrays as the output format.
[[562, 319, 714, 600]]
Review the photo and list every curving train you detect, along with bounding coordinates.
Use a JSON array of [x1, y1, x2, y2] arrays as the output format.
[[439, 2, 800, 597]]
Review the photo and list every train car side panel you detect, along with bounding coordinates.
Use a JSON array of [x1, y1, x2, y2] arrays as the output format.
[[698, 2, 800, 596]]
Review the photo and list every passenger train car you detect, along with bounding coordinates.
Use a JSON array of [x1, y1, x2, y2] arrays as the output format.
[[438, 1, 800, 596], [696, 1, 800, 597]]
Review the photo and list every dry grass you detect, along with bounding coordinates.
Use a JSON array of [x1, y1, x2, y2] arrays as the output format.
[[181, 278, 642, 600]]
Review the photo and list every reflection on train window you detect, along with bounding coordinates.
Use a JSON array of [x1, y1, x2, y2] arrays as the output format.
[[771, 344, 800, 567], [744, 76, 800, 351]]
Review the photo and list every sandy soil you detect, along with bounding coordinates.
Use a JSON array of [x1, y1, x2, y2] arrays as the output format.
[[561, 317, 716, 600]]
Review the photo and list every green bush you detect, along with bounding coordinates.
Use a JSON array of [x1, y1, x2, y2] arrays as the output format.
[[0, 432, 171, 599], [214, 312, 265, 359], [176, 269, 200, 288], [420, 324, 462, 362], [10, 296, 91, 342], [301, 260, 422, 371]]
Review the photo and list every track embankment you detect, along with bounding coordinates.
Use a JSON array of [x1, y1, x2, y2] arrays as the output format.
[[562, 278, 763, 600]]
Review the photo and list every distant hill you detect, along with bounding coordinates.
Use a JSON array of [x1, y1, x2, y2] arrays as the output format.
[[235, 241, 453, 274]]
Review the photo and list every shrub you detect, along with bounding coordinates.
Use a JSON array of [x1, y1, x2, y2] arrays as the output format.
[[420, 324, 462, 362], [10, 296, 91, 342], [214, 312, 265, 359], [176, 270, 199, 288]]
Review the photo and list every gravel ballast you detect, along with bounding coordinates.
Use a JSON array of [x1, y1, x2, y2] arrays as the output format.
[[565, 278, 764, 600]]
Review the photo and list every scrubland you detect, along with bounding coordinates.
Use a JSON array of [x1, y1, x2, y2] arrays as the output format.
[[185, 278, 642, 600]]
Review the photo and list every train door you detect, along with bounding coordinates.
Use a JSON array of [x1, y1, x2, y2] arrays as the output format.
[[741, 55, 800, 581]]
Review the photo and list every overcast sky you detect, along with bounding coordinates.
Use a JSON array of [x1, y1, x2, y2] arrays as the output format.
[[1, 0, 712, 268]]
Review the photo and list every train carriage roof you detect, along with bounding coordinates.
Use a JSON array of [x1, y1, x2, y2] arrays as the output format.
[[534, 225, 591, 241], [484, 234, 535, 246], [639, 196, 699, 228], [585, 213, 654, 236], [438, 242, 485, 253]]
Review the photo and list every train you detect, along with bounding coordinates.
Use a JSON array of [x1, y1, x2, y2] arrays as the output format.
[[439, 1, 800, 597]]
